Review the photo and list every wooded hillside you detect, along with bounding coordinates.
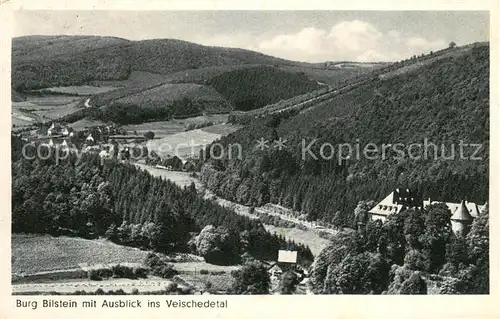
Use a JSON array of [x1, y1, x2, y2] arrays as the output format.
[[200, 43, 489, 226]]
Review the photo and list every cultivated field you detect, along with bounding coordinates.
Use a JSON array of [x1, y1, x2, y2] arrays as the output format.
[[90, 78, 232, 114], [12, 110, 40, 126], [12, 95, 84, 124], [38, 85, 118, 95], [12, 234, 150, 276], [123, 114, 229, 138], [114, 83, 226, 105], [146, 124, 239, 159], [91, 71, 171, 87]]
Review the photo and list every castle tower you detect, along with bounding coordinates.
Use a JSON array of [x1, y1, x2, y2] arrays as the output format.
[[451, 200, 474, 235], [481, 201, 489, 215]]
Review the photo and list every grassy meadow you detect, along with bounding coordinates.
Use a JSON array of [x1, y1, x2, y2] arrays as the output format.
[[12, 234, 150, 275]]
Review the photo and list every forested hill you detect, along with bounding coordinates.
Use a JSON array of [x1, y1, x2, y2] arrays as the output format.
[[13, 35, 320, 91], [200, 43, 489, 226], [11, 136, 313, 265]]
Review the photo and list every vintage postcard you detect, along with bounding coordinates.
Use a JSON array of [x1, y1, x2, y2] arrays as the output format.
[[1, 1, 498, 318]]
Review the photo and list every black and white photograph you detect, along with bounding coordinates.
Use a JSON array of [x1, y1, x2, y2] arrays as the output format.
[[8, 9, 491, 298]]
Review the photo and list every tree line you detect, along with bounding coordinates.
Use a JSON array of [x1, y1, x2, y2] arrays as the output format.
[[11, 136, 313, 265]]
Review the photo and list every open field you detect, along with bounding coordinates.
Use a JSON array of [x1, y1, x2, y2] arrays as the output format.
[[146, 124, 239, 159], [12, 277, 174, 294], [123, 114, 229, 138], [201, 123, 242, 135], [12, 95, 84, 124], [263, 225, 329, 256], [12, 110, 40, 126], [134, 163, 202, 188], [204, 190, 259, 220], [12, 234, 150, 276], [14, 95, 80, 107], [91, 71, 172, 87], [37, 85, 119, 95], [173, 262, 239, 273], [114, 83, 227, 105]]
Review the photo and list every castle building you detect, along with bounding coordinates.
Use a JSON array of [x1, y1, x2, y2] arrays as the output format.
[[367, 188, 423, 221], [368, 189, 485, 235]]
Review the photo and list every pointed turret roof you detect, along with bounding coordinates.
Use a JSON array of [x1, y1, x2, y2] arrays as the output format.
[[451, 200, 473, 221], [481, 201, 489, 215]]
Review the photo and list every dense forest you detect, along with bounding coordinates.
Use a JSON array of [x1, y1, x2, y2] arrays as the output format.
[[11, 136, 313, 265], [200, 43, 489, 227], [11, 36, 293, 91], [311, 202, 489, 294], [88, 98, 209, 125], [208, 66, 320, 111]]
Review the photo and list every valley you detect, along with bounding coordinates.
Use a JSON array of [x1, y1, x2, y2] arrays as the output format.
[[10, 33, 490, 296]]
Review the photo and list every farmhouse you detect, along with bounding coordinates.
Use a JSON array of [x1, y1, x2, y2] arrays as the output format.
[[368, 189, 487, 235], [47, 123, 70, 136]]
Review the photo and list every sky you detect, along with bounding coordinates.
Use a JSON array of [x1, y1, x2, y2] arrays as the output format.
[[14, 11, 489, 62]]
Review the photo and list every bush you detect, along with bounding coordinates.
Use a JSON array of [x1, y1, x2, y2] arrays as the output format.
[[400, 271, 427, 295], [96, 268, 113, 279], [152, 263, 178, 279], [133, 266, 148, 279], [146, 253, 161, 268], [165, 282, 178, 293], [144, 131, 155, 140], [178, 286, 194, 295], [88, 269, 102, 281], [205, 281, 213, 290], [318, 231, 331, 240], [404, 250, 430, 272], [439, 277, 461, 294], [114, 289, 126, 295], [94, 288, 105, 295], [112, 264, 135, 279]]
